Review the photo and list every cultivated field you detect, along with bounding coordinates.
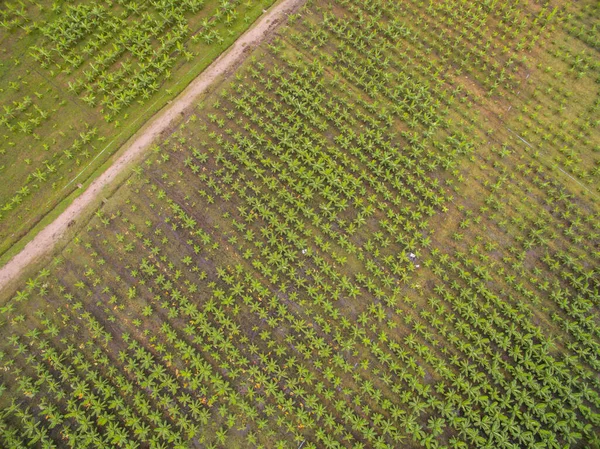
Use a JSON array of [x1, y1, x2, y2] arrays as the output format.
[[0, 0, 598, 448], [0, 0, 277, 261]]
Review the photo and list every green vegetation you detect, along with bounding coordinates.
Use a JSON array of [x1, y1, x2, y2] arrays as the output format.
[[1, 0, 599, 448], [0, 0, 277, 259]]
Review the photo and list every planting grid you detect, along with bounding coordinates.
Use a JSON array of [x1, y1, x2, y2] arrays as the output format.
[[0, 1, 599, 448]]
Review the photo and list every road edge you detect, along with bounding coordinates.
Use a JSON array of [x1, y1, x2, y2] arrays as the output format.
[[0, 0, 306, 295]]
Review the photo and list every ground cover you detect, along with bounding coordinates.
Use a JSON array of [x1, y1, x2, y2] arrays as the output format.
[[0, 0, 598, 448], [0, 0, 277, 260]]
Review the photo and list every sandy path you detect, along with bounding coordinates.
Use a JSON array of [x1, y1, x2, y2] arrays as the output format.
[[0, 0, 305, 293]]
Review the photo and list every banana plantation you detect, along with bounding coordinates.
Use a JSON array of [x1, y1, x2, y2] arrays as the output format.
[[0, 0, 276, 258], [0, 0, 598, 448]]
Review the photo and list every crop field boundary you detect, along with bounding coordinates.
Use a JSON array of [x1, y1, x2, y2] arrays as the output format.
[[0, 0, 280, 260], [0, 0, 307, 294]]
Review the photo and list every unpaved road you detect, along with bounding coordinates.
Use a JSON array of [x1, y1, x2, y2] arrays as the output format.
[[0, 0, 305, 293]]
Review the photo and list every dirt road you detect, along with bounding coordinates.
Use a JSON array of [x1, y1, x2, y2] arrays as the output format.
[[0, 0, 305, 293]]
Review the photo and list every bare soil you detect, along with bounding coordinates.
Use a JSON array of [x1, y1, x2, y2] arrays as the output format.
[[0, 0, 306, 293]]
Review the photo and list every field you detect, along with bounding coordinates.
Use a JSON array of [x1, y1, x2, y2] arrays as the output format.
[[0, 0, 277, 261], [0, 0, 599, 448]]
